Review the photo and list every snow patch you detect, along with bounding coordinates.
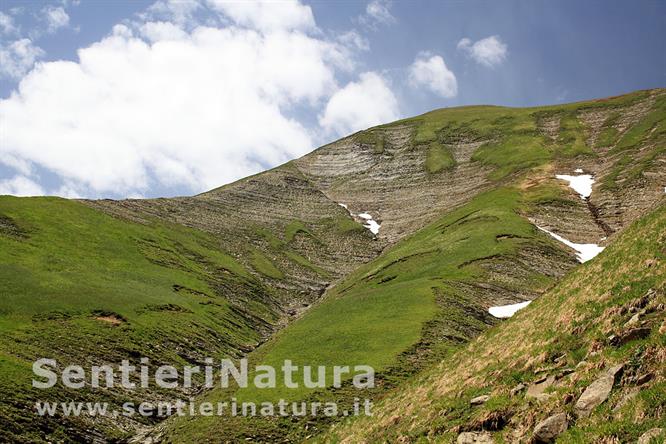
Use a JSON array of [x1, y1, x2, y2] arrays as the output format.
[[574, 168, 584, 173], [556, 174, 594, 199], [537, 226, 604, 263], [489, 301, 532, 318], [358, 213, 381, 235], [337, 204, 381, 235]]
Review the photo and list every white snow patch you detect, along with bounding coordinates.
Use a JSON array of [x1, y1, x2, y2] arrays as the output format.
[[556, 174, 594, 199], [337, 204, 381, 235], [574, 168, 584, 173], [537, 226, 604, 263], [358, 212, 381, 235], [489, 301, 532, 318]]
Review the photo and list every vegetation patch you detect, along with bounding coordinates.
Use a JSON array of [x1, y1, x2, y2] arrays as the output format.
[[250, 248, 284, 279], [425, 141, 455, 173], [612, 96, 666, 153], [472, 134, 551, 180], [354, 130, 385, 153]]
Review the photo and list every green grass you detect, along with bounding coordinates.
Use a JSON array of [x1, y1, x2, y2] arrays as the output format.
[[557, 113, 595, 157], [0, 196, 281, 442], [250, 248, 284, 279], [596, 112, 621, 148], [0, 197, 251, 318], [612, 96, 666, 153], [425, 142, 455, 173], [354, 130, 385, 153], [284, 220, 311, 243], [472, 134, 551, 180]]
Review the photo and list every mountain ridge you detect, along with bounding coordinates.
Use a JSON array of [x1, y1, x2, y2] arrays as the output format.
[[0, 88, 664, 443]]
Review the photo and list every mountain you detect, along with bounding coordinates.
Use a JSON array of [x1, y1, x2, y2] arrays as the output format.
[[323, 203, 665, 443], [0, 89, 664, 443]]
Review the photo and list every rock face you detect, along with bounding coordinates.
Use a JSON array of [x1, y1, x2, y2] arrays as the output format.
[[295, 124, 494, 244], [533, 413, 568, 443], [457, 431, 495, 444], [575, 364, 623, 417]]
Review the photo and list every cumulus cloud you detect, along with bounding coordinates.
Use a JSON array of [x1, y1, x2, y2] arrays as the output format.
[[0, 0, 365, 198], [319, 72, 399, 136], [0, 38, 44, 79], [43, 5, 70, 33], [0, 175, 45, 197], [359, 0, 396, 29], [457, 35, 507, 67], [208, 0, 315, 32], [408, 52, 457, 98]]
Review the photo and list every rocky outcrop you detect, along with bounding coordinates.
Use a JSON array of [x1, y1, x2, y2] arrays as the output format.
[[637, 428, 664, 444], [533, 413, 568, 443], [295, 125, 494, 244], [575, 364, 623, 417], [470, 395, 490, 406]]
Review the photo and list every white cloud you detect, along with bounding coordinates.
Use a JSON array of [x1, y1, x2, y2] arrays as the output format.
[[0, 1, 363, 197], [0, 12, 17, 35], [43, 6, 70, 34], [208, 0, 315, 33], [0, 38, 44, 79], [457, 35, 507, 68], [338, 30, 369, 52], [139, 21, 188, 42], [319, 72, 399, 136], [408, 52, 457, 98], [0, 175, 45, 197], [360, 0, 396, 28], [142, 0, 202, 27]]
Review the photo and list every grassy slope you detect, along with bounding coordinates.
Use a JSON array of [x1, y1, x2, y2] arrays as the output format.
[[1, 89, 663, 442], [0, 197, 279, 442], [167, 89, 666, 442], [324, 202, 665, 443], [165, 185, 579, 441]]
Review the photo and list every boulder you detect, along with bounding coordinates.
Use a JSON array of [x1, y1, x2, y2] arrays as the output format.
[[533, 413, 568, 443], [637, 428, 663, 444], [470, 395, 490, 406], [575, 364, 623, 417], [457, 431, 494, 444]]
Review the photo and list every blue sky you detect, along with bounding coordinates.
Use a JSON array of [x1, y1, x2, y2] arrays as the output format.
[[0, 0, 664, 199]]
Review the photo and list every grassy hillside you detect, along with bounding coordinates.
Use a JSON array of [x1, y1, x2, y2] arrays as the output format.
[[164, 89, 665, 442], [162, 185, 583, 441], [0, 89, 664, 443], [0, 197, 282, 442], [324, 202, 665, 443]]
